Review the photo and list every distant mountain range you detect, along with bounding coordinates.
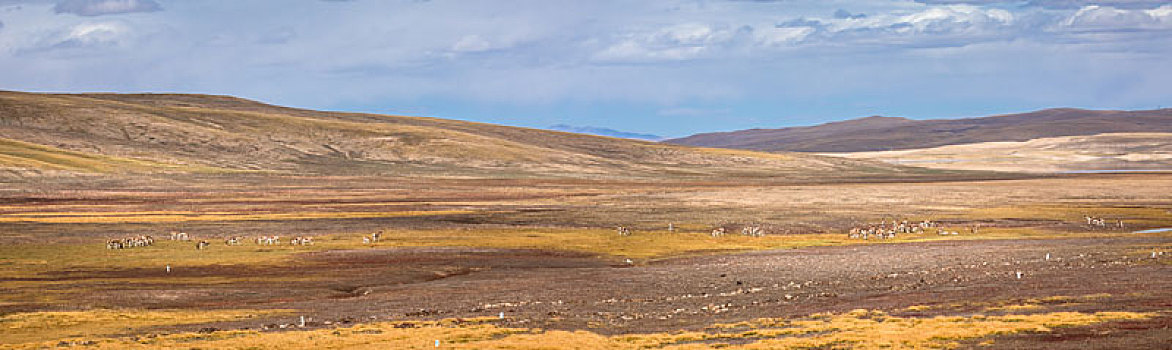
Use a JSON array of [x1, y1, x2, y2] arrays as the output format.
[[548, 124, 663, 141], [666, 108, 1172, 153]]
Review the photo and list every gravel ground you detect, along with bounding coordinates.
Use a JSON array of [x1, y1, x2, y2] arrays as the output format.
[[92, 235, 1171, 348]]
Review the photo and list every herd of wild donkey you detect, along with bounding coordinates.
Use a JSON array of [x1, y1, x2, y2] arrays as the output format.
[[106, 215, 1128, 251], [105, 231, 320, 250], [839, 215, 1126, 240]]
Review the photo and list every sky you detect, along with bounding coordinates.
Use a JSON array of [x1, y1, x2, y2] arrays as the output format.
[[0, 0, 1169, 137]]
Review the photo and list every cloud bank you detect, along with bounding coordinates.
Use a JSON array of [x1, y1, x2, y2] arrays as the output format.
[[0, 0, 1167, 136], [53, 0, 161, 16]]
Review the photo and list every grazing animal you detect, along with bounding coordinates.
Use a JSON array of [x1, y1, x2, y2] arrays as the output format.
[[710, 227, 726, 237], [1084, 215, 1109, 229], [111, 235, 154, 249], [255, 235, 281, 245], [362, 236, 371, 244], [224, 236, 243, 246], [847, 218, 938, 240], [616, 226, 632, 237], [371, 231, 382, 243], [740, 225, 760, 237], [195, 240, 210, 250]]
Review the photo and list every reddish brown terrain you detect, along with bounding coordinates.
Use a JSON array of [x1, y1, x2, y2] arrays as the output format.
[[1, 92, 1169, 349]]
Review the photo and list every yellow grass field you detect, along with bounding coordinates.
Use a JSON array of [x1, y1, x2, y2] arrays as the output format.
[[1, 299, 1158, 349], [0, 210, 476, 224]]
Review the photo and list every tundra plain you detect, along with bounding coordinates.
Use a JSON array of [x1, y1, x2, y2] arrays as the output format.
[[0, 93, 1169, 349], [1, 173, 1170, 349]]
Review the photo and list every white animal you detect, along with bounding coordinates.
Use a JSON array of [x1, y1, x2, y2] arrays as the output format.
[[616, 226, 632, 237]]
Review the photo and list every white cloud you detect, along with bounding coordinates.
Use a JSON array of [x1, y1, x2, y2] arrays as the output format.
[[916, 1, 1171, 10], [754, 26, 814, 47], [30, 21, 130, 51], [1064, 4, 1172, 30], [807, 5, 1016, 45], [654, 23, 735, 46], [593, 40, 708, 62], [54, 0, 160, 17], [592, 23, 742, 62]]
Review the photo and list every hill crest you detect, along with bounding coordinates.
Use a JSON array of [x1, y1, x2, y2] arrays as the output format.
[[666, 108, 1172, 153], [0, 90, 937, 181]]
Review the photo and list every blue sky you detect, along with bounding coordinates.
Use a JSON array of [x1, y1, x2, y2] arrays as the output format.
[[0, 0, 1169, 137]]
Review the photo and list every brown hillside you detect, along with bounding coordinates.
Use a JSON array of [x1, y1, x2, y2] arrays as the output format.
[[0, 91, 936, 180], [666, 108, 1172, 152], [827, 132, 1172, 173]]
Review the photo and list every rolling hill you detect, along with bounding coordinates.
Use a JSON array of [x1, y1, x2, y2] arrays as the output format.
[[667, 108, 1172, 153], [0, 91, 934, 181], [824, 133, 1172, 173]]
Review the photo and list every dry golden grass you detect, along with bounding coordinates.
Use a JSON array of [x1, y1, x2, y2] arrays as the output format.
[[0, 210, 475, 224], [0, 239, 333, 280], [356, 228, 856, 260], [0, 309, 288, 344], [0, 303, 1154, 349], [363, 226, 1172, 261], [897, 293, 1114, 314], [0, 137, 226, 174], [4, 226, 1164, 282], [964, 205, 1172, 225]]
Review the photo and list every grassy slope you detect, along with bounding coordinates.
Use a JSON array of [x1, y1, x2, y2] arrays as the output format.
[[0, 138, 224, 174], [0, 91, 931, 180]]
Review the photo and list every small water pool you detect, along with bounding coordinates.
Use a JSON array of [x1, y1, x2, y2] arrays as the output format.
[[1133, 228, 1172, 234]]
